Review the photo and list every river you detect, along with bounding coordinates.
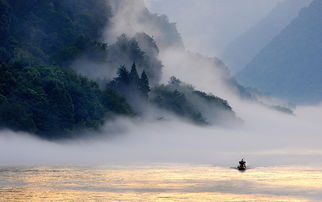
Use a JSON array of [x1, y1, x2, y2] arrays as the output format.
[[1, 164, 322, 201]]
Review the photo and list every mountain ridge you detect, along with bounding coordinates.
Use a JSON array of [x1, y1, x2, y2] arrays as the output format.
[[222, 0, 312, 74], [236, 0, 322, 104]]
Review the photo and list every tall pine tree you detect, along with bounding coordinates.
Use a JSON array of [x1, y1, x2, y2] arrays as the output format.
[[129, 62, 139, 88], [109, 65, 130, 92], [139, 70, 150, 99], [117, 65, 130, 84]]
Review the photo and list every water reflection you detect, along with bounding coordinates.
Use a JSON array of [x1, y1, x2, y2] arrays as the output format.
[[0, 164, 321, 201]]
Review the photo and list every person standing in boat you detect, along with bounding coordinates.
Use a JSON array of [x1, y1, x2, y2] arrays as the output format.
[[239, 158, 246, 167]]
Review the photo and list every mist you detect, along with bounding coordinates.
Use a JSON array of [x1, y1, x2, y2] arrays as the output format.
[[105, 0, 183, 49], [147, 0, 285, 56], [1, 102, 322, 167], [1, 0, 321, 168]]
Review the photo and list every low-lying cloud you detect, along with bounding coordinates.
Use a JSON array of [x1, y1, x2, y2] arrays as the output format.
[[1, 102, 321, 166]]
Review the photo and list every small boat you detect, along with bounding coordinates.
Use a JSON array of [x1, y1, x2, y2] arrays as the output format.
[[237, 164, 246, 171], [237, 158, 247, 171]]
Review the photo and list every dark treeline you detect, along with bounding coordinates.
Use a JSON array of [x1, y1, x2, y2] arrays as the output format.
[[0, 0, 129, 138], [0, 62, 133, 138], [94, 34, 162, 85], [109, 63, 150, 100], [150, 77, 238, 125], [0, 0, 110, 66]]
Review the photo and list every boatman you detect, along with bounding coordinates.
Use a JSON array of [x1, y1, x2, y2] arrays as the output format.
[[239, 158, 246, 167]]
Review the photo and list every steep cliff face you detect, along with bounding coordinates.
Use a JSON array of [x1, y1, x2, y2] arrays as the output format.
[[236, 0, 322, 104]]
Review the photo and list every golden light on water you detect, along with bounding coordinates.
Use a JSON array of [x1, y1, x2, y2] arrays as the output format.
[[1, 164, 321, 201]]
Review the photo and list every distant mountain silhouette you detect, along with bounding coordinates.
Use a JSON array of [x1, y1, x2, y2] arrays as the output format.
[[236, 0, 322, 104], [222, 0, 312, 74]]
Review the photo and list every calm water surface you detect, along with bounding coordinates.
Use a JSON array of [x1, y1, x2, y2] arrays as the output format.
[[1, 164, 322, 201]]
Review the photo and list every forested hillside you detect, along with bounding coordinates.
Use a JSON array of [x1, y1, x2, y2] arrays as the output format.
[[0, 62, 133, 138], [0, 0, 239, 139], [0, 0, 132, 138], [0, 0, 110, 66], [150, 77, 239, 126]]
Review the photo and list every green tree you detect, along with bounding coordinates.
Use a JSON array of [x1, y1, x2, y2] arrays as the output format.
[[0, 62, 133, 139], [117, 65, 130, 84], [139, 70, 150, 99], [102, 88, 133, 115], [129, 62, 139, 88]]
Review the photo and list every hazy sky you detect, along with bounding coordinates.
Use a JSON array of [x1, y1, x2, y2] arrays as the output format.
[[147, 0, 285, 56]]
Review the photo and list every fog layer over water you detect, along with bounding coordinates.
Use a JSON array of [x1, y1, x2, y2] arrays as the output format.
[[1, 102, 322, 166]]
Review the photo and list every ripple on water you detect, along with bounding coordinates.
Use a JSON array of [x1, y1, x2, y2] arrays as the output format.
[[0, 164, 321, 201]]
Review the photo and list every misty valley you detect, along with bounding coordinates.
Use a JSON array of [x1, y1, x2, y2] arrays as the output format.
[[0, 0, 321, 201]]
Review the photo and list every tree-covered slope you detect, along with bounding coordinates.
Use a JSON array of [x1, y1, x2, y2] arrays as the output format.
[[0, 0, 110, 66], [150, 77, 240, 126], [236, 0, 322, 104], [73, 33, 163, 86], [0, 0, 239, 138], [0, 62, 132, 138], [0, 0, 132, 138]]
